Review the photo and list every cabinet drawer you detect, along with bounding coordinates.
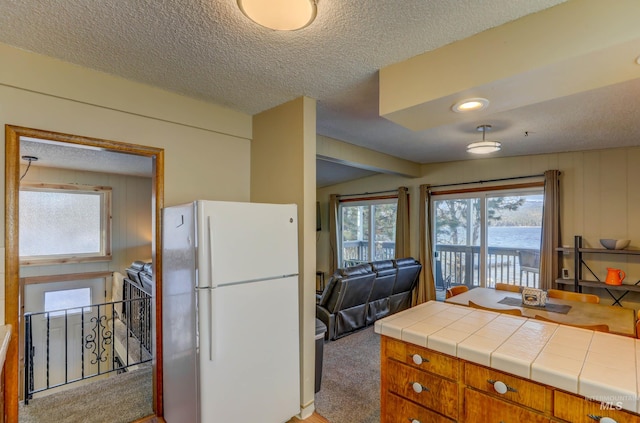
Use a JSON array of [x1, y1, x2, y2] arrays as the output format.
[[386, 359, 458, 419], [383, 336, 459, 380], [554, 390, 640, 423], [384, 391, 454, 423], [465, 388, 550, 423], [464, 361, 547, 412]]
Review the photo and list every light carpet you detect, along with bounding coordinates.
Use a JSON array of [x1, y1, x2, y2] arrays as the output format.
[[19, 364, 153, 423], [314, 326, 380, 423]]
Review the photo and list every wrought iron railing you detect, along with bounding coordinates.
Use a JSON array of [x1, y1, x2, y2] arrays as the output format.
[[24, 281, 151, 403]]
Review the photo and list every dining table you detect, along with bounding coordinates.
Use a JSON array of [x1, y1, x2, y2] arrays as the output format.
[[444, 287, 637, 337]]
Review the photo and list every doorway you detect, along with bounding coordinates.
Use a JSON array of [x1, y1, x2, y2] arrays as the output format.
[[5, 125, 164, 421]]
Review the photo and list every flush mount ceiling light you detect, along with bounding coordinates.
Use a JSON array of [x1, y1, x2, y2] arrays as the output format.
[[452, 97, 489, 113], [237, 0, 317, 31], [467, 125, 501, 155]]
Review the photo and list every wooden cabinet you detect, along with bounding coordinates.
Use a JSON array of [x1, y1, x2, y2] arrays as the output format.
[[381, 337, 459, 422], [464, 388, 550, 423], [554, 391, 640, 423], [383, 336, 459, 379], [386, 360, 458, 419], [380, 336, 640, 423], [464, 362, 548, 413], [384, 391, 454, 423]]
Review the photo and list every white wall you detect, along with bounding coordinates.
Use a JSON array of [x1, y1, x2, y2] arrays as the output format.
[[317, 147, 640, 307], [0, 42, 253, 324]]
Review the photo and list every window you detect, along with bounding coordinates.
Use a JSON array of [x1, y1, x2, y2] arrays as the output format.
[[44, 287, 92, 317], [339, 198, 397, 266], [432, 186, 543, 288], [20, 183, 112, 265]]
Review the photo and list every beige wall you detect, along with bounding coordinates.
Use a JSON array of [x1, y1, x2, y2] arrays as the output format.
[[251, 97, 317, 418], [317, 147, 640, 308], [19, 166, 152, 279], [1, 42, 253, 325]]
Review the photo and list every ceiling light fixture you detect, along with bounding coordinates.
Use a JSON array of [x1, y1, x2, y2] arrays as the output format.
[[467, 125, 501, 154], [237, 0, 317, 31], [20, 155, 39, 181], [452, 97, 489, 113]]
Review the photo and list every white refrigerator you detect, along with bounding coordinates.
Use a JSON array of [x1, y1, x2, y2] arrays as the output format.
[[162, 200, 300, 423]]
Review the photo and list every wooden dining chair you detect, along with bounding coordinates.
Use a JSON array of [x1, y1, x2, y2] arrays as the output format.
[[534, 314, 609, 332], [445, 285, 469, 299], [468, 300, 523, 316], [547, 289, 600, 304], [495, 283, 522, 293]]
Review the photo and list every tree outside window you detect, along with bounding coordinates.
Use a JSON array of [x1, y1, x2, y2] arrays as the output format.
[[339, 199, 397, 266]]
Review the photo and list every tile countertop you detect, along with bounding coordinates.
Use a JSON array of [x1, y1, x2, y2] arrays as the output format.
[[0, 325, 10, 372], [374, 301, 640, 413]]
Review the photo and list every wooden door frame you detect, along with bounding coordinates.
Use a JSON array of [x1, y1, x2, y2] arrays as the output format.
[[4, 125, 165, 421]]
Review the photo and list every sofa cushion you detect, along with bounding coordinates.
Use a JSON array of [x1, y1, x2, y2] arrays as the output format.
[[367, 260, 397, 324], [391, 258, 422, 294], [389, 258, 422, 313]]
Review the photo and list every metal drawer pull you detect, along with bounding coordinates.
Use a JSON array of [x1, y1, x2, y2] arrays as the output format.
[[487, 379, 517, 394], [587, 415, 617, 423], [411, 381, 430, 393], [411, 353, 430, 365]]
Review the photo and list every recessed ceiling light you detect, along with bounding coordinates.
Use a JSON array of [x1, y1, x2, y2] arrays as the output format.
[[452, 98, 489, 113], [237, 0, 317, 31], [636, 55, 640, 65]]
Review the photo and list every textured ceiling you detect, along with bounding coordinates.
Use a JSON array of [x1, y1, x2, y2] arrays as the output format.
[[20, 138, 152, 178], [3, 0, 640, 186]]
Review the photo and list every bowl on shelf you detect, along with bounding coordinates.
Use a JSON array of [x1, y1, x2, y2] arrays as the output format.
[[599, 239, 630, 250]]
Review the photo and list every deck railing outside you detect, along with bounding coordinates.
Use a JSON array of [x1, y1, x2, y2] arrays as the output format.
[[341, 240, 539, 288], [342, 240, 395, 266], [436, 244, 540, 288]]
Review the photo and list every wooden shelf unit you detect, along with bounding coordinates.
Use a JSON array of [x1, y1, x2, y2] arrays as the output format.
[[555, 235, 640, 306]]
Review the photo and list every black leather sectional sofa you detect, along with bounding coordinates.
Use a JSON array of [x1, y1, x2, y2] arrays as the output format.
[[125, 260, 153, 295], [316, 257, 422, 340]]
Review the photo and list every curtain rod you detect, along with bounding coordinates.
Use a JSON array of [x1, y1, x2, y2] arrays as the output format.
[[338, 188, 401, 198], [428, 174, 545, 190]]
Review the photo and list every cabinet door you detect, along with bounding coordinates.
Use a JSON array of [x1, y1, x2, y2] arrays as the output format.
[[384, 392, 455, 423], [386, 359, 458, 419], [465, 389, 549, 423], [465, 362, 548, 412], [383, 336, 459, 380], [554, 390, 640, 423]]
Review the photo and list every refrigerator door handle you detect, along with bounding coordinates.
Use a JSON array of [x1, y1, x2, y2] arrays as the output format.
[[209, 287, 215, 361], [207, 216, 214, 289]]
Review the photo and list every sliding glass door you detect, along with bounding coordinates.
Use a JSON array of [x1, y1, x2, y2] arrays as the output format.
[[433, 188, 543, 288]]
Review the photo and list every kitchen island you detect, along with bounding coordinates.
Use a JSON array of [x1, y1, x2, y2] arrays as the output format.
[[374, 301, 640, 422]]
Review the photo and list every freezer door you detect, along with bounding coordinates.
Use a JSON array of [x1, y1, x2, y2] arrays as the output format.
[[198, 275, 300, 423], [196, 201, 298, 288]]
